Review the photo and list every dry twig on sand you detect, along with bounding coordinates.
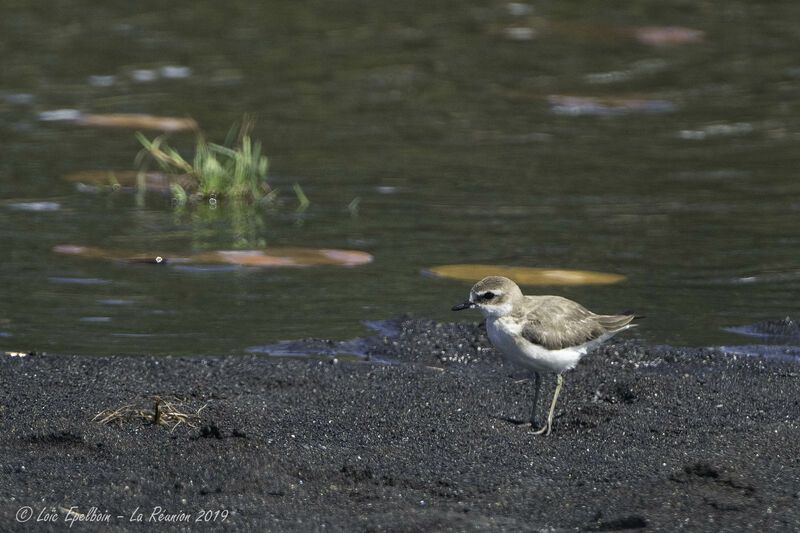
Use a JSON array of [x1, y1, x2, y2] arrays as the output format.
[[93, 396, 206, 432]]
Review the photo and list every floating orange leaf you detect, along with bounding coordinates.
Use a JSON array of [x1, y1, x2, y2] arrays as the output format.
[[424, 264, 625, 285], [53, 245, 372, 268]]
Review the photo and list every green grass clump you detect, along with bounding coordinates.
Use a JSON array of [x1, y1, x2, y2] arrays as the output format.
[[136, 118, 275, 203]]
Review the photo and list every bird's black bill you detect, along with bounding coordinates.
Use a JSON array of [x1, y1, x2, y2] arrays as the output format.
[[451, 301, 474, 311]]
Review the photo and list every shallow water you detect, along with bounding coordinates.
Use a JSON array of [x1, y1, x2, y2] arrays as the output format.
[[2, 2, 800, 356]]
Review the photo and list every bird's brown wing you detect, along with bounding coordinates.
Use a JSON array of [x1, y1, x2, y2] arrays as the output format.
[[519, 296, 634, 350]]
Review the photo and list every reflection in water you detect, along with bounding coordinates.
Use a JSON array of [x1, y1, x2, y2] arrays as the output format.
[[48, 277, 111, 285], [180, 201, 269, 250]]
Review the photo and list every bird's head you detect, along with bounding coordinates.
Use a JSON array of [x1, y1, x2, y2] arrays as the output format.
[[451, 276, 523, 319]]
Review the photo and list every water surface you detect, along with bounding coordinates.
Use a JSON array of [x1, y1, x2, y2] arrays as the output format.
[[2, 1, 800, 355]]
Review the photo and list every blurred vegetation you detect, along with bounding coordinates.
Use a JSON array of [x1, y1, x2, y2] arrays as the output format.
[[135, 117, 276, 204]]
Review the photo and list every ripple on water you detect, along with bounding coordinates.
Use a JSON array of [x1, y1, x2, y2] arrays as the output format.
[[80, 317, 112, 323], [110, 333, 188, 338], [9, 202, 61, 212], [48, 277, 111, 285], [96, 299, 135, 305]]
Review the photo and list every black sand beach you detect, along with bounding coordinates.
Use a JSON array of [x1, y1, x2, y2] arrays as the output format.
[[1, 318, 798, 531]]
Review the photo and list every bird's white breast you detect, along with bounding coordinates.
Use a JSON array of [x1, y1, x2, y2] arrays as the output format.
[[486, 316, 586, 374]]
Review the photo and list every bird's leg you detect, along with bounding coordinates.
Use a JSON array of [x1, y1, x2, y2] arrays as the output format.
[[528, 371, 542, 429], [543, 375, 564, 435], [531, 374, 563, 435]]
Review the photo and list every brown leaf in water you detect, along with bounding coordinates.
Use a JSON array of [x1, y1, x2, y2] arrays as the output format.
[[60, 171, 196, 193], [53, 245, 372, 268], [75, 114, 198, 131], [187, 249, 373, 267]]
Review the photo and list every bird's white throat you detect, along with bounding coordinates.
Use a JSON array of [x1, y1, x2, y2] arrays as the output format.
[[477, 301, 514, 319]]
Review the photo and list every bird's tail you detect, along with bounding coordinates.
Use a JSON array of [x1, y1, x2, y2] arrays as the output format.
[[598, 313, 637, 331]]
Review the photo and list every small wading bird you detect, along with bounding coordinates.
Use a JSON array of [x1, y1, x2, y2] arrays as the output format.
[[452, 276, 636, 435]]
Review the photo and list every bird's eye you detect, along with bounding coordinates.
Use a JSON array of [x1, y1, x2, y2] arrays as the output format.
[[483, 292, 495, 300]]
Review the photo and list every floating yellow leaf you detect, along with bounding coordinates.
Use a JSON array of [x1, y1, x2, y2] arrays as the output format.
[[53, 245, 372, 268], [424, 264, 625, 285]]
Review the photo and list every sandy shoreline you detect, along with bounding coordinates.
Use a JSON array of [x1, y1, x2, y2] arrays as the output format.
[[1, 318, 798, 531]]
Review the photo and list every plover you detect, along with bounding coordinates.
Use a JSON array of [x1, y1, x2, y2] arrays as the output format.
[[452, 276, 636, 435]]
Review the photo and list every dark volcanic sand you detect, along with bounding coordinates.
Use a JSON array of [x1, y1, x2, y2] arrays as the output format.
[[1, 318, 799, 532]]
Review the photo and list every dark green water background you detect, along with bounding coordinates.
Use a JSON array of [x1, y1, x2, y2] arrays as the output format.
[[2, 1, 799, 356]]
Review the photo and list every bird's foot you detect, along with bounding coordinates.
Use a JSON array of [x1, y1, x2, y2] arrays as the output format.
[[529, 420, 551, 435]]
